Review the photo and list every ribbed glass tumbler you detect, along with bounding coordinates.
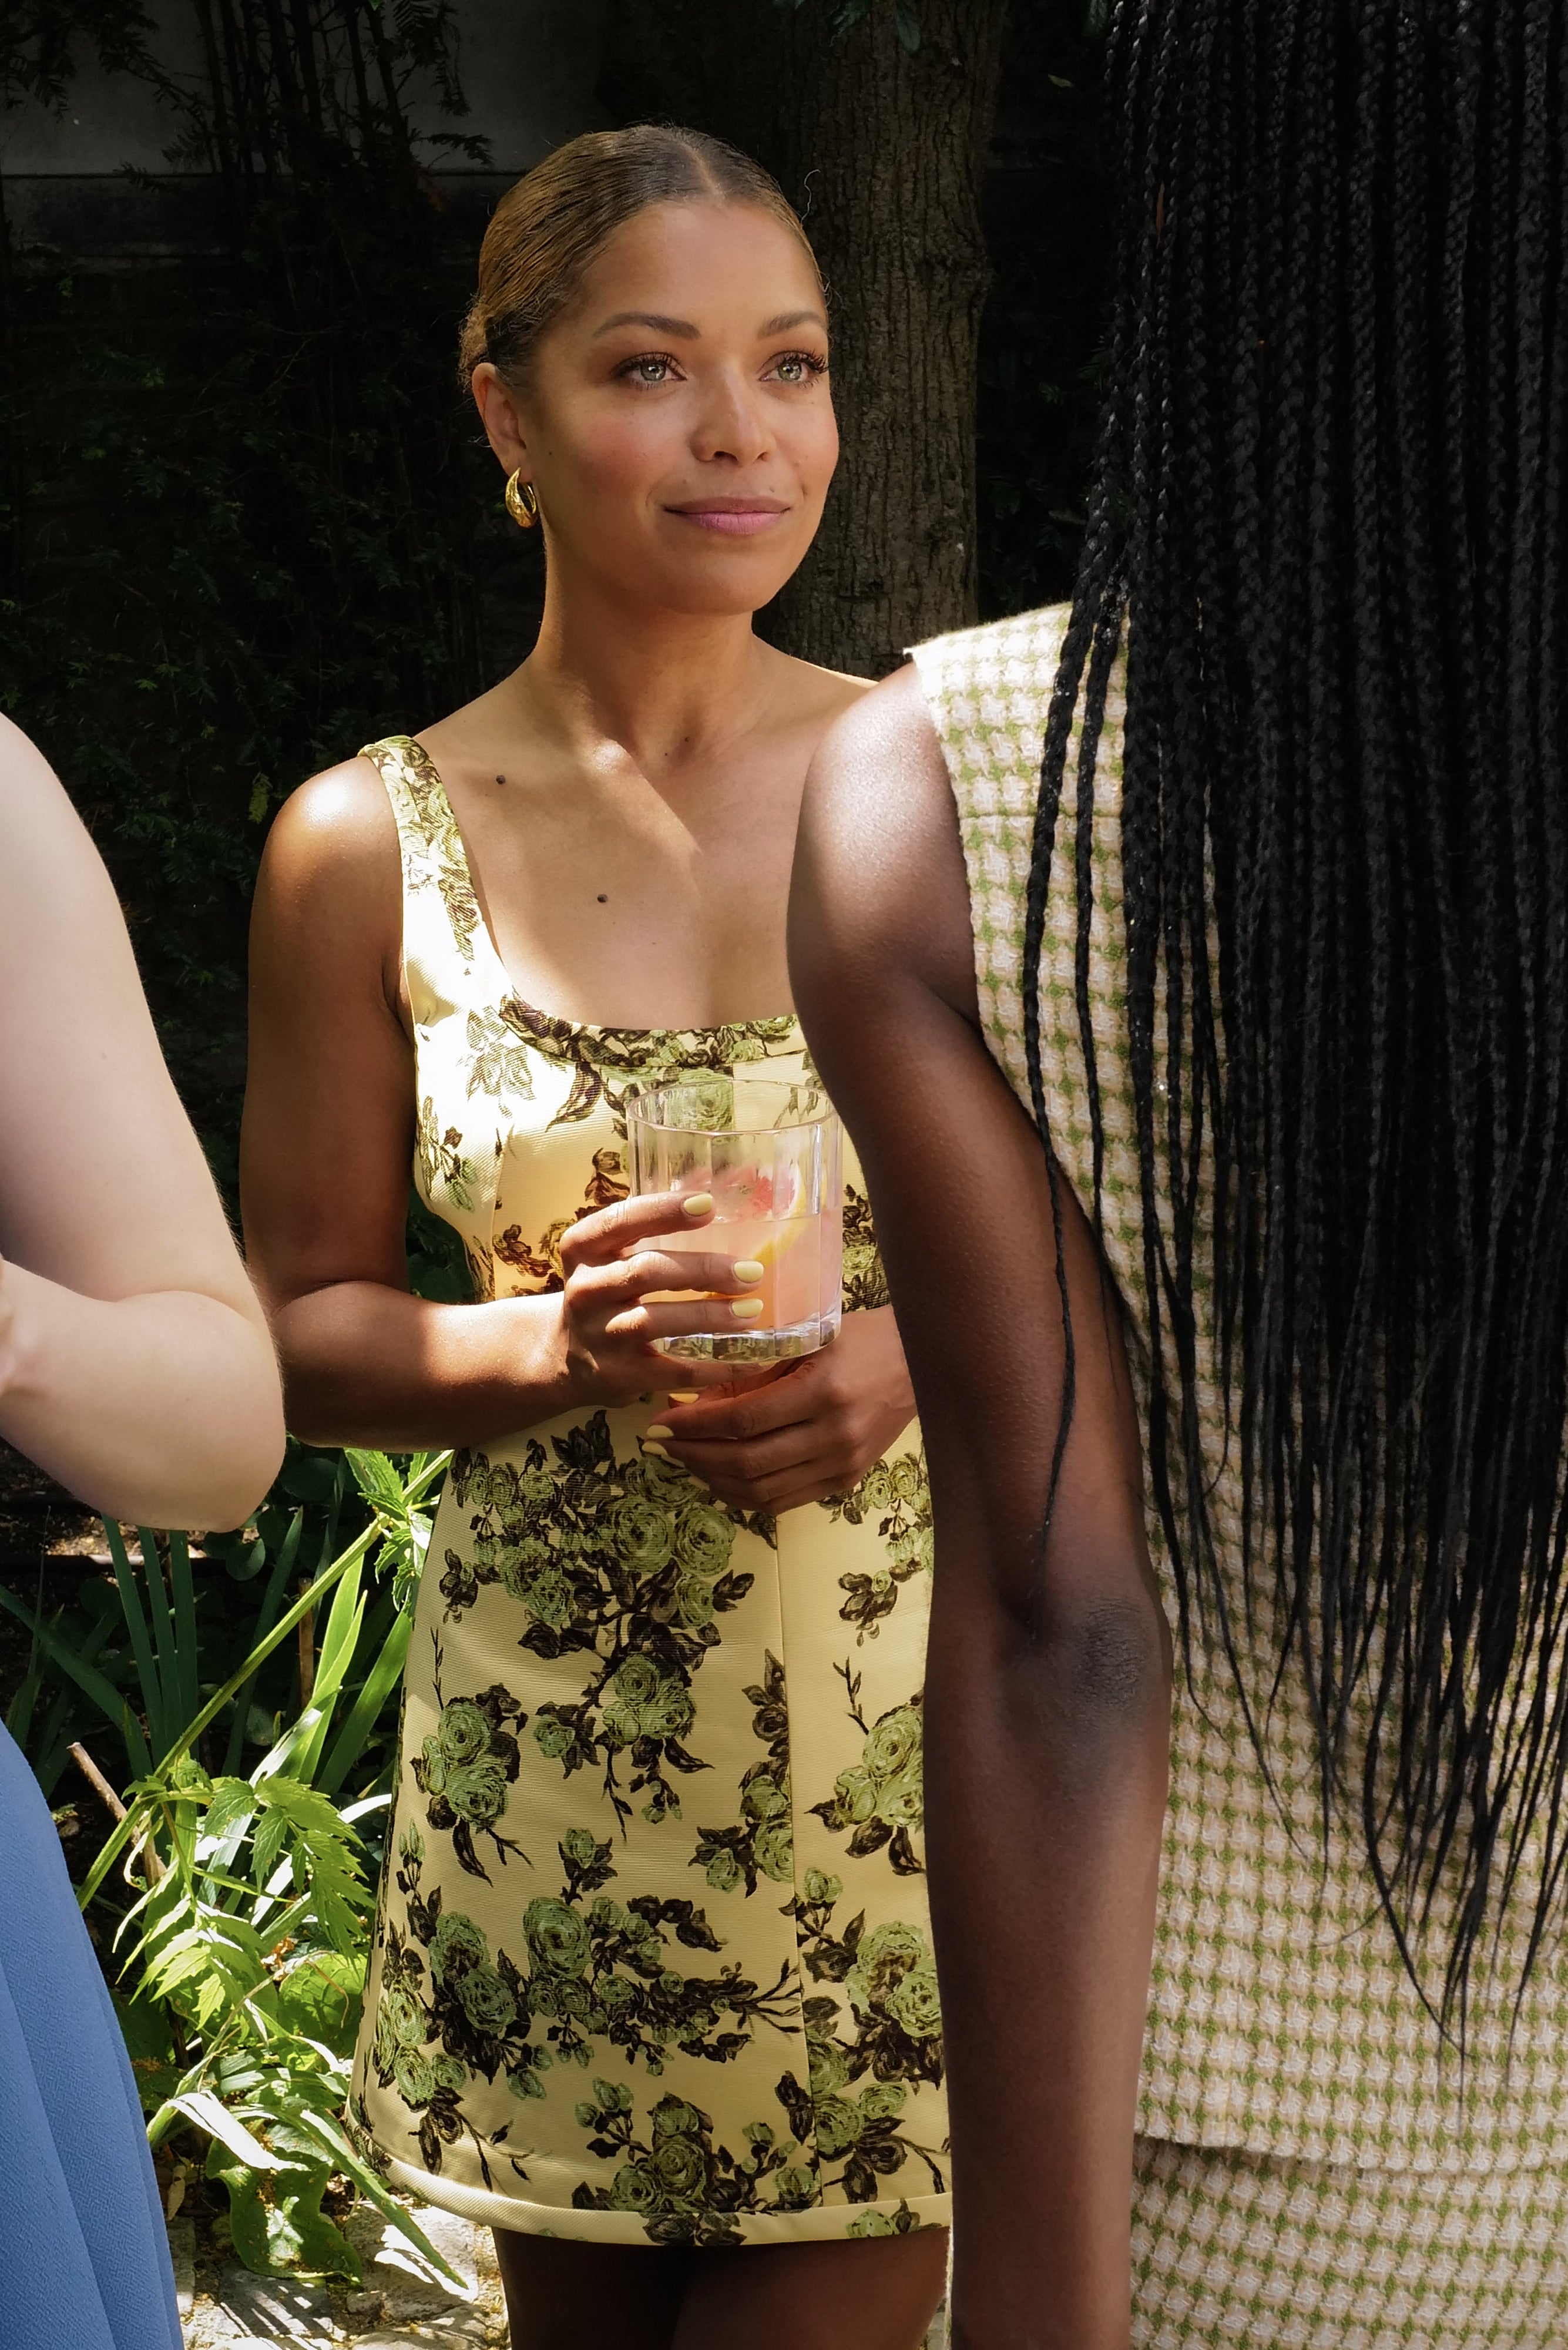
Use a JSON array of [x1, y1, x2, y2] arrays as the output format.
[[625, 1074, 843, 1362]]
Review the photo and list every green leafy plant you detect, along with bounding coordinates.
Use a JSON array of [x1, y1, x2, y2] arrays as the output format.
[[109, 1449, 446, 2280], [2, 1446, 453, 2281]]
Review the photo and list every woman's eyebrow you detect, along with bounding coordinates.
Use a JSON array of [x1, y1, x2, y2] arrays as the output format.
[[757, 309, 827, 336], [592, 310, 700, 339]]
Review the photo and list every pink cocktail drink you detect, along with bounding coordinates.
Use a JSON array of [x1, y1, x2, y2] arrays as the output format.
[[626, 1079, 844, 1361]]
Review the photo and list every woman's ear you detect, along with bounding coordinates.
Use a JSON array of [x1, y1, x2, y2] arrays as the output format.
[[471, 361, 530, 482]]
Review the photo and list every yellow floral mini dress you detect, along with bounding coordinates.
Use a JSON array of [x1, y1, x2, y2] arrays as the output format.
[[347, 738, 949, 2248]]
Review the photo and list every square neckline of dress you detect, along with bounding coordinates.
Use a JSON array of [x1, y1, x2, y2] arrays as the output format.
[[394, 731, 801, 1051]]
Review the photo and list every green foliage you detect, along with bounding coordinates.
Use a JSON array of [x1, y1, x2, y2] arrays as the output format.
[[87, 1452, 449, 2279], [1, 0, 166, 113], [1, 1447, 449, 2278]]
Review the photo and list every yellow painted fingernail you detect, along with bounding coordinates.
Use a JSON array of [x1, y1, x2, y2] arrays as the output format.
[[669, 1389, 700, 1404], [645, 1424, 672, 1441], [681, 1192, 714, 1217], [731, 1260, 765, 1285], [643, 1439, 670, 1458], [730, 1298, 765, 1321]]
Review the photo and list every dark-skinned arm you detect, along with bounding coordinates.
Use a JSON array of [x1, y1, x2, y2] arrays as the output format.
[[789, 666, 1171, 2350]]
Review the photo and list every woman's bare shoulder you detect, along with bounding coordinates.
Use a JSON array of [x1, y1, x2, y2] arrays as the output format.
[[253, 756, 402, 993], [265, 753, 397, 873], [760, 643, 880, 734]]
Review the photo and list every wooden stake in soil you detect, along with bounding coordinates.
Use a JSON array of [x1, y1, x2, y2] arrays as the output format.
[[69, 1740, 127, 1821]]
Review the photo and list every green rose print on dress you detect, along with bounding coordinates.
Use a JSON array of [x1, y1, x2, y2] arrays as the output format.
[[354, 738, 948, 2243], [461, 1008, 535, 1103], [774, 1872, 946, 2205], [691, 1651, 793, 1896], [365, 1825, 800, 2186], [845, 2199, 925, 2238], [441, 1417, 773, 1833], [571, 2082, 817, 2248], [370, 1827, 533, 2188], [412, 1653, 529, 1881], [822, 1450, 933, 1644], [811, 1665, 925, 1878]]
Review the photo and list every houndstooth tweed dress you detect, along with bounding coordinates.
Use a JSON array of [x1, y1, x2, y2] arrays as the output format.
[[912, 605, 1568, 2349]]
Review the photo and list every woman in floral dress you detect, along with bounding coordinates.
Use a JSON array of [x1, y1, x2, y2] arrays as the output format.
[[241, 129, 946, 2350]]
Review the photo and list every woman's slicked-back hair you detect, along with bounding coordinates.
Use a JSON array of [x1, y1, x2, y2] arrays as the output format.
[[458, 125, 820, 392], [1032, 0, 1568, 2021]]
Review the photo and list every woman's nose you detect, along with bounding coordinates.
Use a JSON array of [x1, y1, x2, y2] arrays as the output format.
[[692, 371, 772, 466]]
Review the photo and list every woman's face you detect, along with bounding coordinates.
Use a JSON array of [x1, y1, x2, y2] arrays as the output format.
[[475, 201, 837, 619]]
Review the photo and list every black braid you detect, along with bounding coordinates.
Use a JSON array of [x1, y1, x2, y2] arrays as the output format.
[[1028, 0, 1568, 2020]]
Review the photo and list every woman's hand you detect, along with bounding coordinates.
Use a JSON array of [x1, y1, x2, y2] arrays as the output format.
[[640, 1303, 916, 1512], [559, 1189, 772, 1406]]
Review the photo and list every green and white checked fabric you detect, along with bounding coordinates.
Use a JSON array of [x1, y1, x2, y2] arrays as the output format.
[[1130, 2136, 1568, 2345], [911, 606, 1568, 2178]]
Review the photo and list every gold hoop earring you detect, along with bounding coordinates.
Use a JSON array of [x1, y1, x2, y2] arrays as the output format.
[[505, 471, 539, 529]]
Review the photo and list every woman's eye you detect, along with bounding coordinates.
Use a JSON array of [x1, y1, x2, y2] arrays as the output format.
[[770, 351, 827, 387], [620, 353, 676, 387]]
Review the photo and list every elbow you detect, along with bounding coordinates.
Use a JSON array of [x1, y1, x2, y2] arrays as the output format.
[[159, 1344, 287, 1533], [999, 1579, 1173, 1797], [1052, 1589, 1173, 1722], [198, 1392, 287, 1530], [92, 1383, 285, 1537], [946, 1546, 1173, 1744]]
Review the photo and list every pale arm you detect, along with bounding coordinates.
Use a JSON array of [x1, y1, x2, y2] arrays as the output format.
[[789, 668, 1171, 2350], [0, 717, 284, 1529]]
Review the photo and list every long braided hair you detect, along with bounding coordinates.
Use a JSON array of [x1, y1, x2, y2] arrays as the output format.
[[1028, 0, 1568, 2020]]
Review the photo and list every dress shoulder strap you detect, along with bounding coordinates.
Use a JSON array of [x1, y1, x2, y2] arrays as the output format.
[[360, 734, 484, 976]]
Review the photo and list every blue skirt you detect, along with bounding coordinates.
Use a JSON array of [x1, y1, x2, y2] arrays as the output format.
[[0, 1723, 182, 2350]]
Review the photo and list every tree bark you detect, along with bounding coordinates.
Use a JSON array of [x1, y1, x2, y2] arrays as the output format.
[[599, 0, 1010, 677]]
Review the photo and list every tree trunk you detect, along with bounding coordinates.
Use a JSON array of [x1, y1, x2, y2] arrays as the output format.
[[599, 0, 1010, 677]]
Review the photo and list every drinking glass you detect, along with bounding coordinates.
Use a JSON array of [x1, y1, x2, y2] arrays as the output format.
[[625, 1075, 843, 1361]]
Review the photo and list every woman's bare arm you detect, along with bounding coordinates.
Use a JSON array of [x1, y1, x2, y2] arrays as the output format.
[[240, 767, 756, 1449], [0, 717, 284, 1529], [790, 669, 1171, 2350]]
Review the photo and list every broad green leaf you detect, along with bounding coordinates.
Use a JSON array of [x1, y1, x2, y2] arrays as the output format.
[[175, 2090, 283, 2170], [251, 1805, 289, 1889], [320, 1610, 411, 1794], [207, 2147, 360, 2281], [279, 1447, 343, 1506], [113, 1992, 180, 2114], [203, 1777, 257, 1845], [287, 2106, 465, 2287], [272, 1948, 364, 2057]]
